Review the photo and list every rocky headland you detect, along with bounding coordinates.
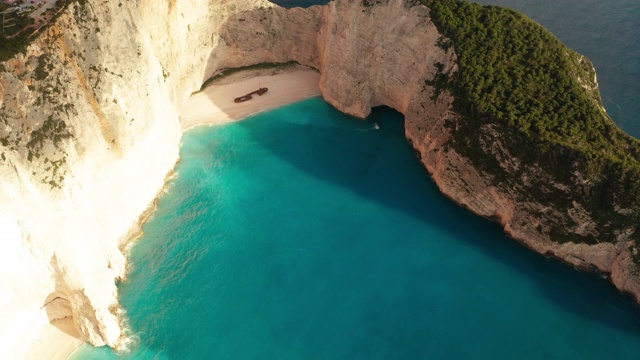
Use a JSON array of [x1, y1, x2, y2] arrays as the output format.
[[0, 0, 639, 358]]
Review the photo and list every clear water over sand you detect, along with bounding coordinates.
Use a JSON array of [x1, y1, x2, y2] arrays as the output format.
[[73, 0, 640, 358], [74, 99, 640, 359]]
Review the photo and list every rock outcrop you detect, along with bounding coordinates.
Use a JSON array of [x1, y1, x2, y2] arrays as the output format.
[[1, 0, 639, 357]]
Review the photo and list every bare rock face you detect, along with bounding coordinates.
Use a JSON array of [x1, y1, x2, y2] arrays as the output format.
[[317, 0, 453, 120], [0, 0, 275, 356], [1, 0, 639, 357], [217, 0, 454, 120]]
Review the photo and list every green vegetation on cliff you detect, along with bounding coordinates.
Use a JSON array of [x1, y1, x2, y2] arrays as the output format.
[[422, 0, 640, 241], [0, 4, 35, 62], [0, 0, 72, 62]]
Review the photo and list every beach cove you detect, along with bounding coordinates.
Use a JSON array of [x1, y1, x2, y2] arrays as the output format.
[[70, 0, 636, 358], [1, 0, 638, 358], [180, 65, 321, 131], [72, 70, 640, 359], [28, 67, 319, 360]]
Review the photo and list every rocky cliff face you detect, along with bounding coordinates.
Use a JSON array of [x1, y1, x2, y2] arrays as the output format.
[[0, 0, 276, 356], [1, 0, 639, 357]]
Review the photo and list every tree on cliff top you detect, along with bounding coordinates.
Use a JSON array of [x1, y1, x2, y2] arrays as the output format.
[[423, 0, 640, 242]]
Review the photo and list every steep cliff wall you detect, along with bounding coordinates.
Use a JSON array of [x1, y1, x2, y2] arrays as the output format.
[[1, 0, 639, 357], [0, 0, 275, 357]]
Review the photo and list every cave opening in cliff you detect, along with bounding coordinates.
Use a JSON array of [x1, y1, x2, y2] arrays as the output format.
[[365, 105, 406, 138]]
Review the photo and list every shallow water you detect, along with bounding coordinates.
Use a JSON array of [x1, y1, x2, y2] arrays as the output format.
[[73, 99, 640, 359], [73, 0, 640, 358]]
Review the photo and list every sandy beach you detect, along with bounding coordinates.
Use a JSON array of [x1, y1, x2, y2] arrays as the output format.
[[31, 319, 83, 360], [24, 66, 321, 360], [14, 314, 83, 360], [180, 65, 322, 131]]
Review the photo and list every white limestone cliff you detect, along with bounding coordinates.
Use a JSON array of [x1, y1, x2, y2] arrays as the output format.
[[0, 0, 276, 357], [1, 0, 639, 358]]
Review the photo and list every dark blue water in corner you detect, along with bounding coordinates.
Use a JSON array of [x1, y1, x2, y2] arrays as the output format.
[[73, 1, 640, 359]]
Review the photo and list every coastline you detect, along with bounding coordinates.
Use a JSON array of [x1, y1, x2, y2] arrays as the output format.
[[180, 65, 322, 131], [43, 67, 322, 360], [25, 318, 82, 360], [4, 0, 637, 356]]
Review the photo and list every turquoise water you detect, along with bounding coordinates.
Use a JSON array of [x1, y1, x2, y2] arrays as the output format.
[[73, 98, 640, 359], [73, 1, 640, 359]]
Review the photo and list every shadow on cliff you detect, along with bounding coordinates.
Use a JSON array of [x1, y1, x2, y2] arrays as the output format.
[[230, 102, 640, 337], [43, 295, 82, 339], [43, 257, 82, 340]]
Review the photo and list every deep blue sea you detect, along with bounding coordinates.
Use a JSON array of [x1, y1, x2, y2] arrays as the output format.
[[72, 1, 640, 359]]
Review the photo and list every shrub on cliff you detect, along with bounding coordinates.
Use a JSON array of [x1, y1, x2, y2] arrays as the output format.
[[422, 0, 640, 241], [0, 0, 74, 63]]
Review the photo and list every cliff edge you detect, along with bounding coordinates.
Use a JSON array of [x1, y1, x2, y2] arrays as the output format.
[[0, 0, 276, 357], [1, 0, 639, 357]]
